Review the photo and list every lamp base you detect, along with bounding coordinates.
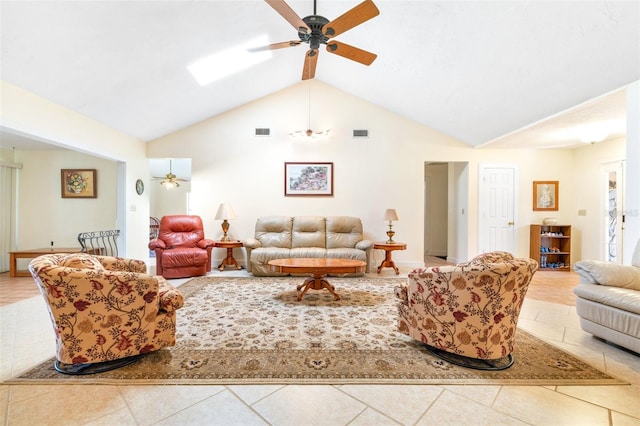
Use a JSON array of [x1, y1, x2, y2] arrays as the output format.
[[386, 228, 395, 243], [220, 220, 230, 241]]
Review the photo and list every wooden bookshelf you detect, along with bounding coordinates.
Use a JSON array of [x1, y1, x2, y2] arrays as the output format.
[[530, 224, 571, 271]]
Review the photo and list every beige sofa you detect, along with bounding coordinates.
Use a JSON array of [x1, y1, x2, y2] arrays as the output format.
[[573, 238, 640, 353], [244, 216, 373, 276]]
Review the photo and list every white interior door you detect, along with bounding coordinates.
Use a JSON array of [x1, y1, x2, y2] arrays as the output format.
[[478, 164, 517, 254]]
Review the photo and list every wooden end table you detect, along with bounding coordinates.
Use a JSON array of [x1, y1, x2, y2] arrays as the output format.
[[268, 258, 366, 301], [214, 240, 243, 271], [9, 247, 87, 277], [373, 242, 407, 274]]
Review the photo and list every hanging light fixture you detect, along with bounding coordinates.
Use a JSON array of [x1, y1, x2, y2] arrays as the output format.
[[289, 80, 331, 139], [153, 159, 188, 189]]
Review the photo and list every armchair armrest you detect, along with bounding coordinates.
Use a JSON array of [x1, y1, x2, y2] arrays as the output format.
[[158, 279, 185, 312], [98, 256, 147, 273], [198, 239, 216, 249], [149, 239, 167, 250]]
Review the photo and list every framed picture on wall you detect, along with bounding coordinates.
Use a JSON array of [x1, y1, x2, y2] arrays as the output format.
[[284, 162, 333, 196], [61, 169, 97, 198], [533, 180, 558, 211]]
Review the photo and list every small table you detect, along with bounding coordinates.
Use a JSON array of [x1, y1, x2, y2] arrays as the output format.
[[9, 247, 86, 277], [214, 240, 243, 271], [268, 258, 367, 301], [373, 242, 407, 274]]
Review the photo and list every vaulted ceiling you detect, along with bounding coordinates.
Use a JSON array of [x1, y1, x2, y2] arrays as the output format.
[[1, 1, 638, 150]]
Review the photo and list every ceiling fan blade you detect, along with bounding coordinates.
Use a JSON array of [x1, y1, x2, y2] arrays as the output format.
[[265, 0, 310, 33], [326, 41, 377, 65], [322, 0, 380, 39], [248, 40, 302, 52], [302, 49, 319, 80]]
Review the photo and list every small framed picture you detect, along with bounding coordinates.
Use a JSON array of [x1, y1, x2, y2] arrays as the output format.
[[61, 169, 97, 198], [533, 181, 558, 211], [284, 162, 333, 196]]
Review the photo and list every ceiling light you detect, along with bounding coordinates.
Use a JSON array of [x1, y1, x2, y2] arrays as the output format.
[[188, 35, 271, 86], [160, 179, 179, 189], [290, 81, 331, 139]]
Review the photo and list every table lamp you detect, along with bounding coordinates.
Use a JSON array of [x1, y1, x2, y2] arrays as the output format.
[[383, 209, 399, 243], [215, 203, 236, 241]]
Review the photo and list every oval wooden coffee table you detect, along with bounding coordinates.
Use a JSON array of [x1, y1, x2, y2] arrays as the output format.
[[268, 258, 367, 301]]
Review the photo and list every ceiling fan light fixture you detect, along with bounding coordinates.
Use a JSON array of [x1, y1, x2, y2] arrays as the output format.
[[289, 128, 331, 139], [160, 179, 179, 189]]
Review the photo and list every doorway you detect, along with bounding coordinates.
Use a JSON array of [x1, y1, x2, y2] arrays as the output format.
[[424, 162, 469, 264]]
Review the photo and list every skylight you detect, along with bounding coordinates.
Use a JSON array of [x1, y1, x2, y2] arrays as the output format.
[[188, 35, 271, 86]]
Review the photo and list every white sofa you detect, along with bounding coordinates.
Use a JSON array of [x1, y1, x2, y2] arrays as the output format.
[[244, 216, 373, 276], [573, 238, 640, 353]]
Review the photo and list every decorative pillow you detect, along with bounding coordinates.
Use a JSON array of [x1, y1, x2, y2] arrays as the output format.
[[58, 253, 104, 270]]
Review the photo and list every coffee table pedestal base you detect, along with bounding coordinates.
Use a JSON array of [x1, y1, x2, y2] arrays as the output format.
[[297, 275, 340, 301]]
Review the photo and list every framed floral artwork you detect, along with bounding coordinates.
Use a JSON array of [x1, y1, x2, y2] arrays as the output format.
[[61, 169, 97, 198], [533, 180, 558, 211], [284, 162, 333, 196]]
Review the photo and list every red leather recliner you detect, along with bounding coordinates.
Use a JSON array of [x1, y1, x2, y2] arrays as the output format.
[[149, 215, 215, 279]]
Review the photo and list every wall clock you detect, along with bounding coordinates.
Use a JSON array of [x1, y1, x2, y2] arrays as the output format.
[[135, 179, 144, 195]]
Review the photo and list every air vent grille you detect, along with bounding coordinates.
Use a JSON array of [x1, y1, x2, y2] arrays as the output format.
[[353, 129, 369, 138], [255, 128, 270, 137]]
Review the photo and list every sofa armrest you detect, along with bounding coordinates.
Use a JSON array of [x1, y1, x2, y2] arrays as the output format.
[[574, 260, 640, 290], [356, 239, 373, 250], [243, 238, 262, 273], [244, 238, 261, 249]]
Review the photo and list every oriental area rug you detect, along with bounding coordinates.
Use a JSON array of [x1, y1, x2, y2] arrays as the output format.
[[9, 276, 624, 385]]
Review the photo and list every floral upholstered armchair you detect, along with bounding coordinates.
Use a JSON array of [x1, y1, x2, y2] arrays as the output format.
[[29, 253, 184, 374], [149, 215, 215, 279], [395, 252, 538, 369]]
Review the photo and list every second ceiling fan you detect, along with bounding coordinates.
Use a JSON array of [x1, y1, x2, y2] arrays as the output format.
[[252, 0, 380, 80]]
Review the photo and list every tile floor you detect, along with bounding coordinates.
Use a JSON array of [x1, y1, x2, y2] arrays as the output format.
[[1, 266, 639, 425]]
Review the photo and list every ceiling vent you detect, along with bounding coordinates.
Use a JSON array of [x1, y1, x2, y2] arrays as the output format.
[[353, 129, 369, 138], [255, 128, 270, 137]]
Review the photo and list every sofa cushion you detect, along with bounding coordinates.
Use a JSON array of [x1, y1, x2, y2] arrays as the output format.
[[326, 216, 363, 249], [255, 216, 293, 248], [326, 248, 367, 262], [251, 247, 291, 263], [290, 247, 327, 258], [161, 247, 208, 268], [574, 284, 640, 315], [291, 216, 326, 248]]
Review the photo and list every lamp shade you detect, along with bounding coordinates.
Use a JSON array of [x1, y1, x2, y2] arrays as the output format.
[[383, 209, 399, 222], [215, 203, 236, 220]]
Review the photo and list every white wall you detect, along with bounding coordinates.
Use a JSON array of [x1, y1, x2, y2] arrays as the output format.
[[14, 150, 117, 248], [0, 81, 150, 261], [3, 79, 630, 269], [147, 80, 605, 268], [572, 137, 627, 260]]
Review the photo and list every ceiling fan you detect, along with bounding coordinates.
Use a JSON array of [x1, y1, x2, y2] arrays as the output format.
[[252, 0, 380, 80], [152, 160, 189, 189]]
